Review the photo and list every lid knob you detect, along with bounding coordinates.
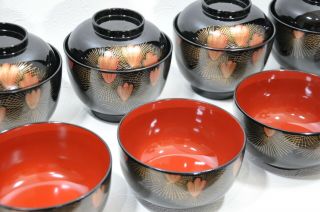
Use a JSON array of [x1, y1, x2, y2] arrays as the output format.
[[92, 8, 145, 40], [0, 23, 28, 57], [202, 0, 252, 20]]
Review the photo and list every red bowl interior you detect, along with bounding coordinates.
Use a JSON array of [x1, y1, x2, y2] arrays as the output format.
[[236, 70, 320, 133], [0, 123, 111, 209], [119, 99, 245, 173]]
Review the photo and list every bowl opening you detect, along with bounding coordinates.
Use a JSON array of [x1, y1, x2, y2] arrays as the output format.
[[0, 123, 111, 210], [236, 70, 320, 134], [119, 99, 245, 173], [0, 23, 28, 57], [93, 8, 145, 40], [202, 0, 251, 20]]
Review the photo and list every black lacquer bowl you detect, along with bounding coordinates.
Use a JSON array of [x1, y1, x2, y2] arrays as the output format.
[[235, 70, 320, 170], [64, 8, 172, 122], [0, 23, 62, 132], [119, 99, 246, 209], [0, 122, 111, 211], [270, 0, 320, 75], [174, 0, 275, 100]]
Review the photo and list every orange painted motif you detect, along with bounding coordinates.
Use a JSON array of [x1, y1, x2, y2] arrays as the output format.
[[252, 48, 265, 65], [143, 52, 158, 67], [293, 30, 304, 39], [26, 89, 41, 110], [150, 68, 161, 86], [207, 30, 228, 60], [92, 185, 105, 208], [249, 33, 264, 47], [187, 178, 206, 198], [230, 25, 250, 47], [220, 61, 237, 79], [19, 73, 39, 88], [165, 174, 182, 184], [122, 45, 143, 68], [98, 51, 119, 84], [264, 127, 276, 137], [0, 63, 19, 90], [117, 83, 133, 102], [0, 107, 6, 123]]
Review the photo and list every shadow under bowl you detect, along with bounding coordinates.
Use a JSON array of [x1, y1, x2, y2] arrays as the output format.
[[173, 14, 275, 100], [235, 70, 320, 170], [118, 98, 246, 209], [269, 1, 320, 75], [0, 122, 112, 212], [0, 45, 62, 132], [63, 34, 172, 123]]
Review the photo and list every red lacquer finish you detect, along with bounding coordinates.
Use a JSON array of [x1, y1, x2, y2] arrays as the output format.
[[119, 99, 245, 173], [236, 70, 320, 133], [0, 123, 111, 209]]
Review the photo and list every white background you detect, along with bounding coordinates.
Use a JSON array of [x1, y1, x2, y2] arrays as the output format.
[[1, 0, 320, 211]]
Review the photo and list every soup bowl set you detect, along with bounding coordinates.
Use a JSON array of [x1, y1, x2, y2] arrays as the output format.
[[0, 0, 319, 211]]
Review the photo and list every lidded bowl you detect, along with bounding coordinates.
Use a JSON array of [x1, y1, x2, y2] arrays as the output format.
[[174, 0, 275, 99], [0, 23, 59, 91], [0, 23, 62, 132], [270, 0, 320, 74], [64, 8, 172, 122]]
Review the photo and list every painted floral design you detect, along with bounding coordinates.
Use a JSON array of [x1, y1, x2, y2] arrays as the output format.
[[187, 178, 206, 198], [0, 63, 19, 90], [220, 61, 237, 79], [264, 127, 276, 137], [92, 185, 105, 209], [122, 45, 143, 68], [232, 158, 242, 177], [98, 51, 119, 84], [26, 89, 41, 110], [117, 83, 134, 102], [0, 107, 6, 123], [143, 52, 159, 67], [165, 174, 182, 184], [207, 30, 228, 60], [249, 33, 264, 47], [19, 73, 39, 88], [252, 48, 265, 65], [230, 25, 250, 47], [150, 68, 161, 86], [293, 30, 305, 40]]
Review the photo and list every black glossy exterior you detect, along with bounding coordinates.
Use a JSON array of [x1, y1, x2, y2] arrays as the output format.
[[120, 150, 244, 209], [235, 106, 320, 170], [174, 0, 275, 99], [270, 0, 320, 75], [64, 34, 172, 122], [0, 46, 62, 132]]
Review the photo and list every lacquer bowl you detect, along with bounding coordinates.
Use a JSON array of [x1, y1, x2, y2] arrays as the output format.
[[0, 123, 112, 211], [174, 0, 275, 100], [0, 23, 62, 132], [269, 0, 320, 75], [119, 99, 245, 209], [235, 70, 320, 170], [64, 8, 172, 122]]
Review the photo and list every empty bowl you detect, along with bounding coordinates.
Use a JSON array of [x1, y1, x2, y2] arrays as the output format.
[[235, 70, 320, 170], [64, 8, 172, 123], [118, 99, 245, 209], [0, 122, 111, 211], [269, 0, 320, 75], [0, 23, 62, 132], [174, 0, 275, 99]]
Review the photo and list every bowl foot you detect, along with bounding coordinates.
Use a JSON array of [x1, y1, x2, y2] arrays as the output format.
[[191, 86, 233, 100], [91, 111, 123, 123]]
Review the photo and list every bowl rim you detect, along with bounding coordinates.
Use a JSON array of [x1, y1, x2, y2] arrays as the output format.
[[118, 98, 246, 176], [63, 33, 173, 74], [0, 44, 62, 95], [234, 69, 320, 136], [0, 121, 112, 211], [269, 0, 320, 35], [173, 13, 276, 52]]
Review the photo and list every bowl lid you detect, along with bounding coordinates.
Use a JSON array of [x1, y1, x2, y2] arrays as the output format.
[[175, 0, 274, 49], [0, 23, 58, 92], [66, 8, 168, 70], [271, 0, 320, 32]]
